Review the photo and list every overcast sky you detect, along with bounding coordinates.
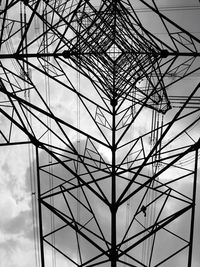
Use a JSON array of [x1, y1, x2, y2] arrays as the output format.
[[1, 1, 200, 267]]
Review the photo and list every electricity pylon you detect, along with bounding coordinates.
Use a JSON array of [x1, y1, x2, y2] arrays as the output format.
[[0, 1, 200, 266]]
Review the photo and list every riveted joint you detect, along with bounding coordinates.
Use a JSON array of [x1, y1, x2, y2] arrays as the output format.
[[110, 98, 118, 107]]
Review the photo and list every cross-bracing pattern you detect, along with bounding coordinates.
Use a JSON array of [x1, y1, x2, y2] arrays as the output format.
[[0, 1, 200, 267]]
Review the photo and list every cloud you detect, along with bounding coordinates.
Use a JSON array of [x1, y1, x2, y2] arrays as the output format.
[[0, 144, 37, 267], [0, 146, 31, 219], [0, 235, 37, 267], [1, 211, 32, 235]]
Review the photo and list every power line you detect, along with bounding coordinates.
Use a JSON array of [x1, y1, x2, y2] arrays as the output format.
[[134, 5, 200, 13]]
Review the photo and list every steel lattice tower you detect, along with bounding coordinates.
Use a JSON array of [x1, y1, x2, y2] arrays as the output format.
[[1, 1, 200, 267]]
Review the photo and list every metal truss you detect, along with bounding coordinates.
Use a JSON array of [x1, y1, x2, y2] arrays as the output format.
[[0, 1, 200, 267]]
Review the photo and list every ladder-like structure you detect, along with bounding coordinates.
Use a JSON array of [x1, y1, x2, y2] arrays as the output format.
[[0, 1, 200, 266]]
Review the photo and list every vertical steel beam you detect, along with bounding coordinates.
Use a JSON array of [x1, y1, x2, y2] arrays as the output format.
[[188, 148, 198, 267], [36, 146, 45, 267], [111, 2, 117, 266], [111, 99, 117, 267]]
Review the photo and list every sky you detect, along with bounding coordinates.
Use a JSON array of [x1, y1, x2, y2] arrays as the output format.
[[1, 1, 200, 267]]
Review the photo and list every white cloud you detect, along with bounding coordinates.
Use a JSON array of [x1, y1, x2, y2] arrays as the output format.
[[0, 191, 20, 223], [98, 144, 112, 162], [0, 234, 37, 267], [0, 145, 34, 267]]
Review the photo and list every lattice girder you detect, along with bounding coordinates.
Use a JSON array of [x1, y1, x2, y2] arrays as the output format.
[[0, 1, 200, 267]]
